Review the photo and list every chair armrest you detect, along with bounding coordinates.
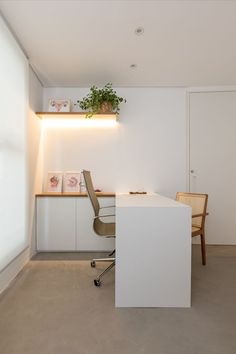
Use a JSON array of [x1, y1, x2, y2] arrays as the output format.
[[94, 214, 115, 219], [100, 205, 116, 209], [192, 212, 209, 218]]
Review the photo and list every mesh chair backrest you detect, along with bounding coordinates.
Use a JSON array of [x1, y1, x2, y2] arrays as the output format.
[[176, 192, 208, 229], [82, 170, 100, 216]]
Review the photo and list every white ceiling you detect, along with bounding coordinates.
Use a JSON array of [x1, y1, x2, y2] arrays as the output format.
[[1, 0, 236, 87]]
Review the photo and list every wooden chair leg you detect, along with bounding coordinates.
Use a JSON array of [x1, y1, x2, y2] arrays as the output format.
[[200, 233, 206, 265]]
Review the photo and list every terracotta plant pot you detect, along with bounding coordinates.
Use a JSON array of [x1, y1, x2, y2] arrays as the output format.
[[99, 101, 113, 113]]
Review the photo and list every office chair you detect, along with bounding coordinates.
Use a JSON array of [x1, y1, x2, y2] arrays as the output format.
[[176, 192, 208, 265], [82, 170, 115, 287]]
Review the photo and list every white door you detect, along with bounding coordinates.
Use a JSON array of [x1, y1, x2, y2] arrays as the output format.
[[189, 92, 236, 244]]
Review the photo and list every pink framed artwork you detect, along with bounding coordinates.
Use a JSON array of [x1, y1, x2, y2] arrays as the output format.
[[47, 172, 63, 192], [48, 99, 70, 112], [63, 172, 80, 192]]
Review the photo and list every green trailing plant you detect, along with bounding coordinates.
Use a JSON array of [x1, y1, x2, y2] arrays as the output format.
[[77, 83, 126, 118]]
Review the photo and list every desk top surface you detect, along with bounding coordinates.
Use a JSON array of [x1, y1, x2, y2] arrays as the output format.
[[116, 193, 190, 208]]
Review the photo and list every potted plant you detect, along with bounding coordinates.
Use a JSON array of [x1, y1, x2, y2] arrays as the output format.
[[77, 83, 126, 118]]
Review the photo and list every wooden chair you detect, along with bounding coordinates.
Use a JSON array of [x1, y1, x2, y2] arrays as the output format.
[[176, 192, 208, 265]]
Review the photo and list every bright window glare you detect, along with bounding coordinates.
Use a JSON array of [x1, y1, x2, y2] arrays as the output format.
[[0, 16, 28, 271]]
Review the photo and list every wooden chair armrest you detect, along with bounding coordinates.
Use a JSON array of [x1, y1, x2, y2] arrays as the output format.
[[192, 212, 209, 218]]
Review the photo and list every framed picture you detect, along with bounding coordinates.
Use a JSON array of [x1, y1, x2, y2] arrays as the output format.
[[63, 172, 80, 192], [48, 99, 70, 112], [47, 172, 63, 192]]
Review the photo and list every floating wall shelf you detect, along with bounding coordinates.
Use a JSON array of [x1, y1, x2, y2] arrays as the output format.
[[36, 112, 118, 120]]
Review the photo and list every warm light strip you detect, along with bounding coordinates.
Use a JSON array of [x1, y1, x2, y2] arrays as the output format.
[[42, 118, 118, 128], [37, 113, 117, 120]]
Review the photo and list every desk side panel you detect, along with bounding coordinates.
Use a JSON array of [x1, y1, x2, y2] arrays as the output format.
[[115, 206, 191, 307]]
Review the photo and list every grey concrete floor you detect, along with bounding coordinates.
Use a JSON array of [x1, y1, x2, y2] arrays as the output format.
[[0, 245, 236, 354]]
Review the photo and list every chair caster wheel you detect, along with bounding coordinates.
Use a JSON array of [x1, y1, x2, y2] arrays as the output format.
[[94, 279, 101, 287], [91, 261, 96, 268]]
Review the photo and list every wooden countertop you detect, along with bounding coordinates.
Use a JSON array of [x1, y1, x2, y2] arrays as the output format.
[[35, 192, 115, 197]]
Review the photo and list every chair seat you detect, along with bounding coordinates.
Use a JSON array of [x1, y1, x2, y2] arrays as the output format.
[[94, 218, 115, 236]]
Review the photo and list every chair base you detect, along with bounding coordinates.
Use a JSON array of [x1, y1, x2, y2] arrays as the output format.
[[91, 251, 115, 286], [93, 260, 115, 287]]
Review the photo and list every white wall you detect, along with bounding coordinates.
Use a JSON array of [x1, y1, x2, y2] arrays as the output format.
[[28, 68, 43, 255], [43, 88, 187, 198]]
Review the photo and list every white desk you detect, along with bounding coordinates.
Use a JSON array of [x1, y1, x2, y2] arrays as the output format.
[[115, 193, 191, 307]]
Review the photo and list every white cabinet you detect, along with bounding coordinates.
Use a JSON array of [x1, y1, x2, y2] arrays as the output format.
[[36, 196, 115, 251], [37, 197, 76, 251]]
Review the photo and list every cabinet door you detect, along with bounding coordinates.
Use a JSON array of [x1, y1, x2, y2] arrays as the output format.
[[37, 197, 76, 251], [76, 197, 116, 251]]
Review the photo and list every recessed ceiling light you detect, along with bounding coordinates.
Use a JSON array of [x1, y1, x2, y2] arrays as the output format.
[[135, 27, 144, 36], [130, 64, 137, 69]]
